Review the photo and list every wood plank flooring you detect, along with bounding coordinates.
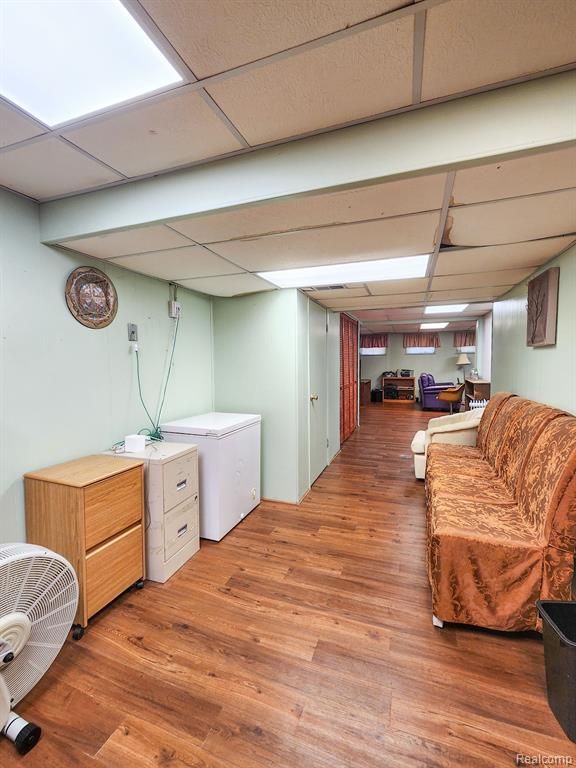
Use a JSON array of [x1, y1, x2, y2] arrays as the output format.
[[3, 404, 575, 767]]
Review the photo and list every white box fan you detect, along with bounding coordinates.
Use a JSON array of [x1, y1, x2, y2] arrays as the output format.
[[0, 543, 79, 755]]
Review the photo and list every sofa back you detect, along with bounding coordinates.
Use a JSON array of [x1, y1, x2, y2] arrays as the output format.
[[420, 373, 435, 389], [494, 400, 565, 497], [518, 416, 576, 550], [482, 396, 525, 465], [476, 392, 515, 453]]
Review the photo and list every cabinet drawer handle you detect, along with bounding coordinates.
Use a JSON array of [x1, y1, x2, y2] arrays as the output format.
[[176, 479, 188, 491], [177, 524, 188, 538]]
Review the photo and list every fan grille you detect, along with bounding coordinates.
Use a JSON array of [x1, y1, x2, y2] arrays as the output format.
[[0, 544, 78, 706]]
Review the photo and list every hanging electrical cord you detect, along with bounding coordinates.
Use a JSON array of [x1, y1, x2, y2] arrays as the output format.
[[131, 308, 181, 441], [135, 346, 157, 434], [155, 311, 180, 429]]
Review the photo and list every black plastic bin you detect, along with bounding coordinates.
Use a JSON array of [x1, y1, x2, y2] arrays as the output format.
[[371, 389, 383, 403], [537, 600, 576, 742]]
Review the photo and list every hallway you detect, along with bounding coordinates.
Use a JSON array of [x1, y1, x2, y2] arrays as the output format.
[[3, 404, 574, 767]]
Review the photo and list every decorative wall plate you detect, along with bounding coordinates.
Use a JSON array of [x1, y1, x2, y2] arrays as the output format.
[[65, 266, 118, 329]]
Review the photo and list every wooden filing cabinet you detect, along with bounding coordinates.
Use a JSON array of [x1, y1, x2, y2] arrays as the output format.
[[24, 455, 145, 635], [105, 442, 200, 583]]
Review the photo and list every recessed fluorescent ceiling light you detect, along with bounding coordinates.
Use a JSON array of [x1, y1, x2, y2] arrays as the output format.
[[0, 0, 182, 126], [425, 304, 469, 314], [258, 254, 429, 289], [421, 322, 448, 329]]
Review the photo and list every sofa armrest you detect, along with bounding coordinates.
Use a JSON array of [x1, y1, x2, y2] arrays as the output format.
[[428, 411, 482, 429], [425, 423, 480, 451]]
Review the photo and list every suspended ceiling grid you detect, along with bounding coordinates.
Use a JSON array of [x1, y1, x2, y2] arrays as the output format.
[[1, 0, 575, 201]]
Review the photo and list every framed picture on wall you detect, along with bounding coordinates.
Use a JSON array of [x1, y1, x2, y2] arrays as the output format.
[[526, 267, 559, 347]]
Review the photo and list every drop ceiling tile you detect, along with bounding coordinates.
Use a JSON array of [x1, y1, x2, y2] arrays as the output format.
[[208, 211, 439, 271], [170, 174, 446, 243], [63, 90, 244, 177], [430, 268, 534, 292], [354, 310, 392, 321], [320, 293, 427, 310], [383, 307, 428, 320], [307, 287, 370, 300], [462, 303, 493, 314], [435, 237, 575, 275], [453, 146, 576, 205], [428, 287, 514, 302], [368, 277, 429, 295], [422, 0, 576, 100], [0, 137, 122, 200], [62, 226, 193, 259], [0, 101, 46, 148], [206, 18, 414, 145], [110, 246, 243, 281], [445, 189, 576, 247], [140, 0, 410, 78], [177, 272, 275, 297]]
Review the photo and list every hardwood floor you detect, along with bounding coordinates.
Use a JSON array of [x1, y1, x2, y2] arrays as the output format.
[[3, 404, 575, 766]]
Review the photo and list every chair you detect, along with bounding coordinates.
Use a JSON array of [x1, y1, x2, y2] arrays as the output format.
[[418, 373, 455, 411], [436, 383, 465, 414], [410, 407, 485, 479]]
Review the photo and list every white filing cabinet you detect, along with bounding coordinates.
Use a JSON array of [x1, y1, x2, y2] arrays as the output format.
[[105, 442, 199, 582]]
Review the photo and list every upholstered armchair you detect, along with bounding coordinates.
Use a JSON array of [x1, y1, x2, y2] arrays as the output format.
[[418, 373, 455, 411], [411, 408, 485, 479]]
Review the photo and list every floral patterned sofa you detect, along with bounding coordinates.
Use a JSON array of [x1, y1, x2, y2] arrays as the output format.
[[425, 392, 576, 632]]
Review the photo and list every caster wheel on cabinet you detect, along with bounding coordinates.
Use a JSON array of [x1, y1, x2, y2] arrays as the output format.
[[72, 624, 85, 641], [134, 579, 145, 590]]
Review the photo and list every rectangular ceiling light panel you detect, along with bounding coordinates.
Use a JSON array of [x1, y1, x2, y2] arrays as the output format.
[[258, 254, 430, 289], [425, 304, 468, 314], [0, 0, 182, 126], [420, 322, 448, 329]]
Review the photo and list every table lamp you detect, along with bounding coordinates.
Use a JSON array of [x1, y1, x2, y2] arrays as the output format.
[[456, 353, 471, 381]]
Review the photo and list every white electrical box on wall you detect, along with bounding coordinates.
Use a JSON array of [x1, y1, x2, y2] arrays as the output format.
[[104, 442, 199, 582]]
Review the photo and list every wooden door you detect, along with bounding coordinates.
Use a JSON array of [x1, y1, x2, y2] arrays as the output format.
[[340, 314, 358, 443]]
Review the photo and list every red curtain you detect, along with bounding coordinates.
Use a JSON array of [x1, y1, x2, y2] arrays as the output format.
[[360, 333, 388, 348], [402, 332, 441, 348], [340, 314, 359, 444], [454, 331, 476, 347]]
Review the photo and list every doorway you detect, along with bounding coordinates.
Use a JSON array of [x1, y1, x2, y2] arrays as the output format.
[[340, 313, 358, 443], [309, 300, 328, 484]]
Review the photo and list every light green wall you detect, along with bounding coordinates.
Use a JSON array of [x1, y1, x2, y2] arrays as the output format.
[[213, 290, 340, 503], [492, 245, 576, 414], [213, 290, 301, 503], [0, 190, 214, 543], [360, 332, 476, 394]]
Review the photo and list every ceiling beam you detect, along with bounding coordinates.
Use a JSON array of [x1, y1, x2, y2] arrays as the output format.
[[411, 10, 427, 104], [40, 72, 576, 244]]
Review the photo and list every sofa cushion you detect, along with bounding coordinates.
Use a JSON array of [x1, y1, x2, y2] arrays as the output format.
[[426, 444, 495, 482], [483, 396, 526, 466], [495, 401, 565, 497], [429, 495, 536, 544], [519, 416, 576, 551], [420, 373, 434, 389], [428, 471, 517, 507], [476, 392, 515, 453]]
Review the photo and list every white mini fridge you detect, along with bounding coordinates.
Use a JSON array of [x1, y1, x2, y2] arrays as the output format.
[[161, 412, 261, 541]]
